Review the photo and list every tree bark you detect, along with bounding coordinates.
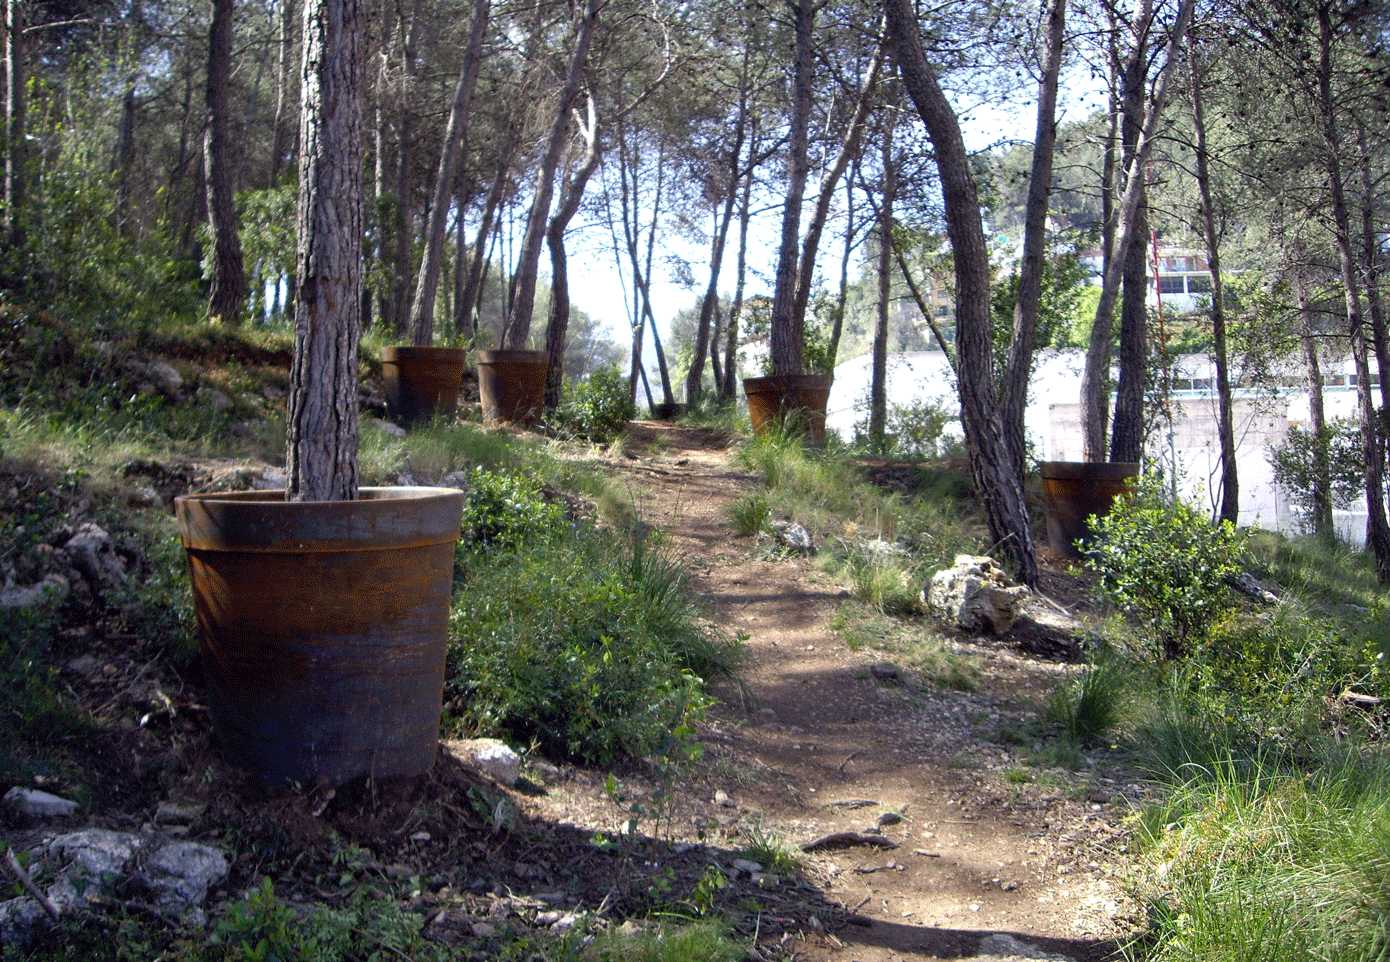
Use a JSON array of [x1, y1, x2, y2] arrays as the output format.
[[720, 135, 757, 401], [684, 50, 750, 404], [885, 0, 1037, 587], [1315, 2, 1390, 578], [502, 0, 599, 350], [1189, 33, 1238, 524], [1109, 20, 1149, 465], [869, 117, 895, 448], [1001, 0, 1066, 476], [287, 0, 363, 503], [1293, 259, 1331, 539], [270, 0, 296, 186], [1079, 0, 1194, 462], [543, 93, 601, 407], [768, 0, 814, 377], [5, 0, 26, 247], [407, 0, 489, 346], [205, 0, 248, 327]]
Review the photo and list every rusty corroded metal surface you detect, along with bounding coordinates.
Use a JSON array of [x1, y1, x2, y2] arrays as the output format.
[[381, 346, 467, 427], [176, 487, 464, 785], [743, 374, 833, 449], [1038, 461, 1139, 559], [476, 350, 548, 426]]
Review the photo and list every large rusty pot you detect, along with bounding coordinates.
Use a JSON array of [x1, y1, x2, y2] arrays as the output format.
[[381, 345, 466, 427], [1039, 461, 1139, 559], [743, 374, 833, 449], [476, 349, 548, 426], [175, 487, 464, 785]]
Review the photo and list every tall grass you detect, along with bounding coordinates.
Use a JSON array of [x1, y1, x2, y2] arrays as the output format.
[[1130, 746, 1390, 962]]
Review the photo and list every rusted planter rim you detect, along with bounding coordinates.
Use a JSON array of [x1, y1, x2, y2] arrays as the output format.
[[1038, 461, 1141, 482], [175, 487, 465, 554]]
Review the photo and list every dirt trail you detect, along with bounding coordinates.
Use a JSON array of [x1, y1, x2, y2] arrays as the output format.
[[584, 421, 1143, 962]]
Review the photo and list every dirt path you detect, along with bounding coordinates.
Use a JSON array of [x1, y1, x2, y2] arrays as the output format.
[[577, 422, 1144, 962]]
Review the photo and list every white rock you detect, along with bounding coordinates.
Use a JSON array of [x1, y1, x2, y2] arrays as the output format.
[[925, 555, 1030, 634], [143, 842, 229, 910], [976, 932, 1075, 961], [446, 738, 521, 786], [48, 829, 142, 881], [3, 787, 79, 818]]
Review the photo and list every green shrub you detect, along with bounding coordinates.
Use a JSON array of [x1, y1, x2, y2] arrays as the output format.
[[445, 525, 740, 766], [458, 467, 566, 553], [548, 365, 635, 445], [1046, 653, 1128, 744], [1085, 475, 1244, 658]]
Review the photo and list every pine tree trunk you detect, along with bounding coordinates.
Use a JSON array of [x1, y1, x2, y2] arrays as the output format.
[[205, 0, 247, 327], [407, 0, 489, 346], [287, 0, 363, 503], [768, 0, 813, 377], [886, 0, 1037, 587]]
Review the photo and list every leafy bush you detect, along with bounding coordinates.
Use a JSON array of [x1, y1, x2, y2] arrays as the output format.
[[1085, 475, 1244, 658], [445, 525, 740, 766], [548, 365, 635, 445], [853, 398, 953, 459], [1268, 418, 1364, 531], [458, 467, 566, 553]]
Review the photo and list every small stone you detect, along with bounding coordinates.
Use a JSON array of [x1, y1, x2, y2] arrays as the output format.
[[870, 663, 900, 681], [154, 801, 207, 826], [876, 811, 903, 828], [714, 790, 735, 808], [445, 738, 521, 786], [410, 831, 431, 843], [4, 787, 79, 819], [470, 922, 496, 937], [143, 841, 229, 910], [732, 858, 763, 875]]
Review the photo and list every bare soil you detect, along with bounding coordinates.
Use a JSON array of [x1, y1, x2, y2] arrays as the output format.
[[567, 421, 1145, 962], [1, 419, 1148, 961]]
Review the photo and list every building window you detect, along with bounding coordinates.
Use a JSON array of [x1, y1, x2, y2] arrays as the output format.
[[1187, 275, 1212, 294], [1159, 276, 1186, 294]]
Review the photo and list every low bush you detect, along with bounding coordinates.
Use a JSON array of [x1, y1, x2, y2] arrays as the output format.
[[458, 467, 567, 553], [1085, 475, 1244, 658], [547, 365, 635, 445], [445, 524, 740, 766]]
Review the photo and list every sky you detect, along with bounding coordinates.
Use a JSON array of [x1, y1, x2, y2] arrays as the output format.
[[560, 68, 1107, 373]]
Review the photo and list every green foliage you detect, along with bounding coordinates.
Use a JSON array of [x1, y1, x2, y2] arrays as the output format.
[[459, 468, 566, 553], [736, 820, 801, 877], [445, 523, 739, 766], [584, 920, 744, 962], [1268, 418, 1365, 529], [989, 246, 1088, 375], [1046, 654, 1128, 744], [726, 491, 771, 536], [547, 365, 635, 445], [853, 398, 953, 459], [1129, 750, 1390, 962], [1085, 475, 1244, 658]]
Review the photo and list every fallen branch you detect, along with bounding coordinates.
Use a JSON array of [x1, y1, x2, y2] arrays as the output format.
[[4, 846, 61, 922], [801, 832, 899, 852]]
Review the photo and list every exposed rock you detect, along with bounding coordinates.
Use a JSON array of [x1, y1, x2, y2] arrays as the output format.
[[379, 421, 408, 439], [249, 469, 287, 490], [3, 787, 79, 819], [0, 898, 51, 947], [197, 387, 233, 411], [62, 524, 127, 599], [445, 738, 521, 786], [441, 471, 469, 490], [49, 829, 142, 885], [768, 520, 814, 553], [1227, 571, 1280, 605], [870, 663, 900, 681], [0, 574, 68, 612], [974, 932, 1075, 961], [139, 842, 229, 912], [146, 361, 184, 393], [925, 555, 1031, 634]]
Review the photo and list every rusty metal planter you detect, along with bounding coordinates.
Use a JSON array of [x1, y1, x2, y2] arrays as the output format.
[[476, 349, 548, 426], [1039, 461, 1139, 559], [175, 487, 464, 785], [743, 374, 833, 449], [381, 345, 467, 427]]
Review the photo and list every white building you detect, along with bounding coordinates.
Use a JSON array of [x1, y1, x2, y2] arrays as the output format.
[[828, 348, 1370, 540]]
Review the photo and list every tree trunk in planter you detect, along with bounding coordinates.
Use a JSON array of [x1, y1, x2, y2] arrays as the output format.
[[205, 0, 247, 327], [287, 0, 364, 502]]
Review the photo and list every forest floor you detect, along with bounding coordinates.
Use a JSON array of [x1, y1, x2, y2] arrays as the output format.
[[540, 420, 1146, 961], [2, 418, 1149, 962]]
